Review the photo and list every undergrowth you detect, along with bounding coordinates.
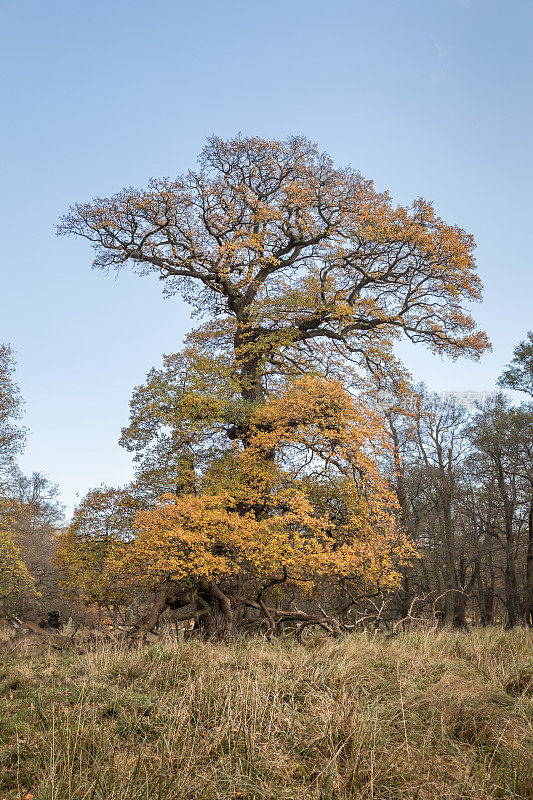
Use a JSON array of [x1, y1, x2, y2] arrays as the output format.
[[0, 628, 532, 799]]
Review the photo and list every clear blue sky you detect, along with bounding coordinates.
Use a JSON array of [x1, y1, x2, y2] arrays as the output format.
[[1, 0, 531, 515]]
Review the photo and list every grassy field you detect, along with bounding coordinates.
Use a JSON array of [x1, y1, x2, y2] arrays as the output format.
[[0, 629, 532, 800]]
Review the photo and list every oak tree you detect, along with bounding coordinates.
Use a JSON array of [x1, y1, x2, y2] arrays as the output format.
[[58, 135, 489, 635]]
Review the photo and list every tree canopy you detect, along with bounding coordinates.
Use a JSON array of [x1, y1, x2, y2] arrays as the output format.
[[0, 344, 25, 482], [0, 346, 38, 608], [498, 331, 533, 397], [59, 135, 489, 397]]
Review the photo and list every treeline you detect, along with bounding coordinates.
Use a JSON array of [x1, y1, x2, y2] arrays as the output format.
[[386, 366, 533, 628], [0, 345, 65, 623]]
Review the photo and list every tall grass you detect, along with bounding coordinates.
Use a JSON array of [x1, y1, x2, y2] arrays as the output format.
[[0, 628, 532, 799]]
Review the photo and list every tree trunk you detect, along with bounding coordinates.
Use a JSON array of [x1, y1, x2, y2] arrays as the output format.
[[133, 580, 191, 638], [204, 580, 233, 639], [453, 591, 467, 628], [526, 499, 533, 626], [504, 537, 520, 628], [234, 318, 265, 405], [474, 557, 490, 626], [495, 462, 519, 628], [442, 506, 458, 625]]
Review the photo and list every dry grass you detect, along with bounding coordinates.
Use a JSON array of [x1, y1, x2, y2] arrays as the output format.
[[0, 628, 532, 799]]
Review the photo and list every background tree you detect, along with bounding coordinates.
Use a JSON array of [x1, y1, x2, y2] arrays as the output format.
[[384, 390, 477, 627], [382, 374, 533, 629], [6, 472, 65, 619], [498, 331, 533, 397], [0, 344, 25, 483], [412, 394, 469, 625], [0, 345, 34, 613], [465, 398, 524, 627], [56, 486, 137, 610], [512, 405, 533, 624], [0, 347, 67, 621], [0, 495, 36, 611]]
